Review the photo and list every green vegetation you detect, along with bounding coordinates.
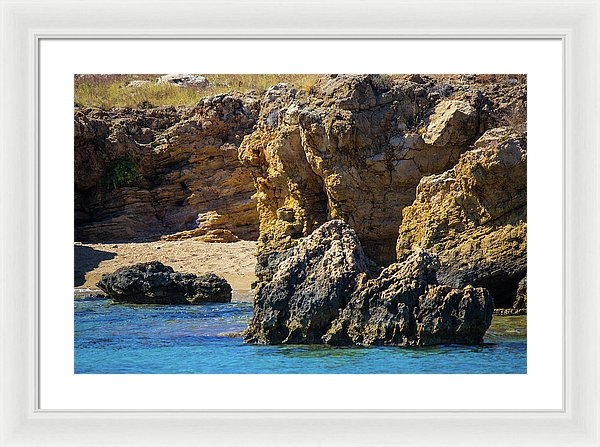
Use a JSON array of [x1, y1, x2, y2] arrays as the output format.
[[103, 154, 143, 189], [74, 74, 320, 109]]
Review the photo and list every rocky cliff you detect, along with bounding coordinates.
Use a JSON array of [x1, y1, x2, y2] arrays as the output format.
[[396, 127, 527, 309], [75, 74, 527, 315], [240, 74, 526, 272], [75, 92, 260, 242]]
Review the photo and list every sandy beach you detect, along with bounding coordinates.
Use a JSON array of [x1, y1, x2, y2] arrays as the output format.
[[74, 240, 258, 301]]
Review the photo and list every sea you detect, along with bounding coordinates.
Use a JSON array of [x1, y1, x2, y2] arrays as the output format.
[[74, 296, 527, 374]]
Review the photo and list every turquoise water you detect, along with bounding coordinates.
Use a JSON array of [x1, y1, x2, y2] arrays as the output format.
[[74, 297, 527, 374]]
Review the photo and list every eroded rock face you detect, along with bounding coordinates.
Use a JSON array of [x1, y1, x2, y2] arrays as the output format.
[[244, 220, 368, 344], [396, 128, 527, 308], [96, 261, 232, 304], [75, 92, 260, 242], [244, 221, 493, 346], [240, 74, 525, 268], [324, 251, 493, 346]]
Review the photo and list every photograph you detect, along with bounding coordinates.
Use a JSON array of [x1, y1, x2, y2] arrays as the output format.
[[73, 73, 527, 374]]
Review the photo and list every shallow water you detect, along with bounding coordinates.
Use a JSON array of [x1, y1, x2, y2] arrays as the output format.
[[74, 297, 526, 374]]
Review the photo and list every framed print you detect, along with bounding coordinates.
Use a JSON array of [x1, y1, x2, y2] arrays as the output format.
[[1, 0, 599, 446]]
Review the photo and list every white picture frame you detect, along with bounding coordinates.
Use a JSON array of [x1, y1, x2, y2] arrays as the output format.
[[1, 0, 599, 445]]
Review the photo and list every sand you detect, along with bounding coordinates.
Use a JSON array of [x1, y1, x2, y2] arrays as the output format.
[[74, 240, 258, 301]]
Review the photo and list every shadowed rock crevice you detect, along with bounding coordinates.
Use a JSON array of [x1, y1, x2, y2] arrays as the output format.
[[472, 271, 525, 309]]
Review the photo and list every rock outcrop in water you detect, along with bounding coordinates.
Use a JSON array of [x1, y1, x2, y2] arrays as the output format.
[[75, 92, 260, 242], [239, 74, 526, 273], [245, 220, 368, 344], [96, 261, 232, 304], [396, 128, 527, 309], [244, 220, 493, 346], [324, 252, 493, 346]]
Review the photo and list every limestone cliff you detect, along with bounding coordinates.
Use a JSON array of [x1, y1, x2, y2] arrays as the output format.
[[396, 128, 527, 308], [240, 74, 526, 269], [75, 92, 260, 242]]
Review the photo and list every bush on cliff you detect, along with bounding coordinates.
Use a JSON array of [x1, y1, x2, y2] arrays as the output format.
[[102, 154, 142, 189]]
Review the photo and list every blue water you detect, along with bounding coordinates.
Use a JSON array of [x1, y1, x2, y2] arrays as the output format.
[[74, 297, 527, 374]]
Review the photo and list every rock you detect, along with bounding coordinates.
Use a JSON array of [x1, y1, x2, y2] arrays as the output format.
[[74, 288, 107, 298], [96, 261, 232, 304], [160, 227, 208, 241], [396, 128, 527, 308], [244, 220, 368, 344], [245, 221, 493, 346], [75, 92, 260, 242], [422, 99, 478, 146], [514, 276, 527, 310], [188, 272, 232, 303], [160, 227, 240, 243], [157, 74, 209, 88], [493, 308, 526, 316], [198, 229, 240, 243], [324, 251, 493, 346], [240, 74, 499, 266], [125, 80, 152, 88], [254, 250, 292, 283]]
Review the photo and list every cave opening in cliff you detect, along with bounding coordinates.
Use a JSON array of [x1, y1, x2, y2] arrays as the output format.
[[473, 271, 525, 309]]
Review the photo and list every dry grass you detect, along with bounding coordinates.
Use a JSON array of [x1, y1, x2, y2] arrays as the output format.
[[74, 74, 320, 109], [74, 73, 526, 109]]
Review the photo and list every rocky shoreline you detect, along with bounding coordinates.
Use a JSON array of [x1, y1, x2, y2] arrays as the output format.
[[74, 239, 257, 301], [76, 74, 527, 346]]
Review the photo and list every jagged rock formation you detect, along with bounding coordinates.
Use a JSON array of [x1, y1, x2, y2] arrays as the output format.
[[240, 74, 526, 271], [244, 221, 493, 346], [75, 92, 260, 242], [324, 251, 493, 346], [396, 128, 527, 308], [96, 261, 232, 304], [245, 220, 367, 344]]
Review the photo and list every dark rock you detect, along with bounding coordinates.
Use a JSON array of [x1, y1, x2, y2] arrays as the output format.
[[245, 221, 494, 346], [96, 261, 232, 304], [244, 220, 368, 344], [513, 276, 527, 309], [254, 249, 292, 283], [324, 251, 493, 346], [189, 273, 233, 304]]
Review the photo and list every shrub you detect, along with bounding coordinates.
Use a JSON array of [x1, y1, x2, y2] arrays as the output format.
[[103, 154, 142, 189]]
